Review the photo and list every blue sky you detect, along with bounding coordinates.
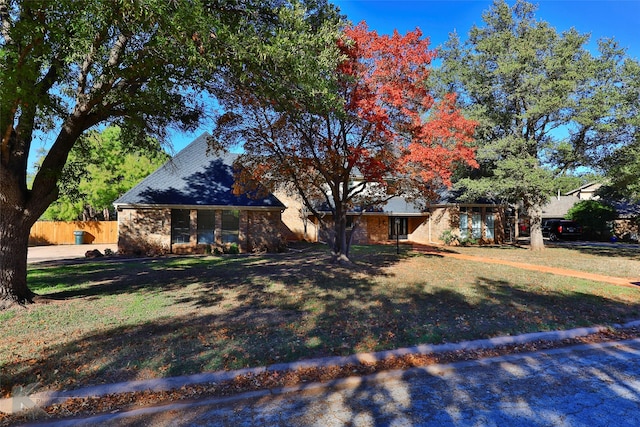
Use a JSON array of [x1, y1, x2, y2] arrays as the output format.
[[167, 0, 639, 153], [332, 1, 639, 61]]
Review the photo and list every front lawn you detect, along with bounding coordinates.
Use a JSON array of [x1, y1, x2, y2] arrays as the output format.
[[453, 243, 640, 279], [2, 244, 640, 396]]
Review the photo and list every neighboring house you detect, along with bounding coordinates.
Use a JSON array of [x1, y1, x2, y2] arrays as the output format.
[[540, 182, 639, 241], [542, 183, 604, 221], [541, 194, 580, 220], [309, 194, 507, 245], [113, 133, 288, 255], [565, 182, 602, 200]]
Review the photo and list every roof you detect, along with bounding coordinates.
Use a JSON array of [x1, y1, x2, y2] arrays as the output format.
[[314, 192, 503, 217], [541, 195, 580, 219], [114, 133, 285, 210], [608, 199, 640, 219], [313, 196, 427, 216], [565, 182, 602, 197]]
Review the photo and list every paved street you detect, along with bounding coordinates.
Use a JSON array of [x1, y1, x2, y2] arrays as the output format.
[[32, 339, 640, 427]]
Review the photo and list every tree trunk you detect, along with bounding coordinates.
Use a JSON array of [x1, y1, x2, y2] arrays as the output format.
[[330, 206, 351, 264], [0, 205, 36, 308], [528, 203, 545, 251]]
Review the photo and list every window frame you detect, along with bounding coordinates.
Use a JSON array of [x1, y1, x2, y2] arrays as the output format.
[[221, 209, 240, 244], [197, 210, 216, 244], [171, 209, 191, 244]]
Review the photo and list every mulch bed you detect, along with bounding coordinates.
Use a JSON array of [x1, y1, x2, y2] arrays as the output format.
[[2, 327, 640, 426]]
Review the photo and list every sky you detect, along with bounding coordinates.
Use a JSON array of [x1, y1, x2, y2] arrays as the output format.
[[332, 0, 640, 60], [28, 0, 640, 167], [166, 0, 639, 153]]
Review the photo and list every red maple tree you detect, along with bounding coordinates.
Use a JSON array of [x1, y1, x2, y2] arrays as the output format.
[[215, 23, 478, 261]]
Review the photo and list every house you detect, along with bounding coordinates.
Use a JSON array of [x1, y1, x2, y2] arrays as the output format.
[[565, 182, 603, 200], [308, 193, 507, 245], [113, 133, 288, 255], [115, 132, 507, 253], [539, 182, 639, 241]]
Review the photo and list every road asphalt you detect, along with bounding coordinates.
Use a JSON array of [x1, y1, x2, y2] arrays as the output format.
[[24, 338, 640, 426], [19, 243, 640, 426]]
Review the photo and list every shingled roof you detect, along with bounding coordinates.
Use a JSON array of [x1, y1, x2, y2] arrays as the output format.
[[114, 133, 285, 209]]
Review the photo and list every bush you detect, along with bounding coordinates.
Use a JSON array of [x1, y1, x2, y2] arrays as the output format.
[[440, 229, 459, 245], [566, 200, 617, 240], [223, 243, 240, 254], [459, 236, 479, 246]]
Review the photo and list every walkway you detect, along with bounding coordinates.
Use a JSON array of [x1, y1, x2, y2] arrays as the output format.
[[412, 244, 640, 288]]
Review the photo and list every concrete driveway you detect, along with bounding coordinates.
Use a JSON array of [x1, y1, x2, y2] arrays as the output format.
[[27, 244, 118, 264]]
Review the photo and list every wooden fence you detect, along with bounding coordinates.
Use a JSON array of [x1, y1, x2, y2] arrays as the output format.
[[29, 221, 118, 245]]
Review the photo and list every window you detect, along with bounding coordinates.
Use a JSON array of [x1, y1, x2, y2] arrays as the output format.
[[197, 210, 215, 244], [171, 209, 190, 244], [472, 208, 482, 239], [389, 217, 408, 239], [221, 210, 240, 244], [459, 207, 468, 239], [486, 209, 495, 240]]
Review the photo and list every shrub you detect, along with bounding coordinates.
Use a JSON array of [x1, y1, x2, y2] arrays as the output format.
[[459, 236, 479, 246], [440, 229, 459, 245], [566, 200, 617, 240]]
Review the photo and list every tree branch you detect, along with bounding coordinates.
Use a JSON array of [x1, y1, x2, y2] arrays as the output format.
[[0, 0, 11, 44]]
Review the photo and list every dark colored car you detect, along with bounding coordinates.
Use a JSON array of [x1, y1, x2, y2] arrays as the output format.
[[542, 220, 583, 241]]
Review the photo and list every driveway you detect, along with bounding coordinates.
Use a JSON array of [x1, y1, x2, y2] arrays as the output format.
[[27, 244, 118, 264], [28, 338, 640, 426]]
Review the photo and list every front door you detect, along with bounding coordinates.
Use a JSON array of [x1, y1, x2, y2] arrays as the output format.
[[389, 217, 408, 240]]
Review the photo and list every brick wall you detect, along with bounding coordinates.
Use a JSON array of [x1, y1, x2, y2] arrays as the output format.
[[117, 208, 285, 255], [117, 208, 171, 255], [428, 205, 506, 244], [366, 216, 388, 242], [407, 216, 431, 244]]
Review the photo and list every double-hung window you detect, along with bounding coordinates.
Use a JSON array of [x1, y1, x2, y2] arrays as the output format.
[[459, 207, 469, 239], [221, 210, 240, 244], [171, 209, 190, 244], [197, 210, 215, 244]]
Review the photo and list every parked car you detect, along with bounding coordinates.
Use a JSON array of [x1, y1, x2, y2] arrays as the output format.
[[542, 220, 583, 241]]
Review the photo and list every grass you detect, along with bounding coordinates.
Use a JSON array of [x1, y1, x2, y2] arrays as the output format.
[[453, 243, 640, 279], [2, 243, 640, 396]]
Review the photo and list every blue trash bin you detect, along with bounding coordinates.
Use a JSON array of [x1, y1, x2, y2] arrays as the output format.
[[73, 230, 85, 245]]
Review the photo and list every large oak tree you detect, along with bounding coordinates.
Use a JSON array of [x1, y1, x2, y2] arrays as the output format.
[[214, 22, 477, 261], [0, 0, 334, 307]]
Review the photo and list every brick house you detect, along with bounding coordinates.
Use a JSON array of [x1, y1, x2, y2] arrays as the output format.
[[309, 195, 507, 245], [113, 133, 287, 255]]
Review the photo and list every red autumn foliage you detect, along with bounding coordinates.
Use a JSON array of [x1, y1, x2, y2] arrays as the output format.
[[216, 22, 477, 260], [337, 23, 477, 194]]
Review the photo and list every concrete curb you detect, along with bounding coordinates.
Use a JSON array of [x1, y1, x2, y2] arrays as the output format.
[[22, 336, 640, 427], [20, 319, 640, 409]]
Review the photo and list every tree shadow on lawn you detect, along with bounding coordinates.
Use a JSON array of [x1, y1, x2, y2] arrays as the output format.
[[5, 273, 640, 396], [28, 248, 400, 306]]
